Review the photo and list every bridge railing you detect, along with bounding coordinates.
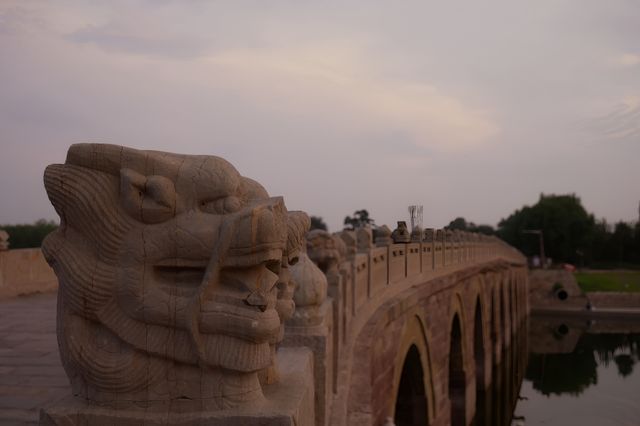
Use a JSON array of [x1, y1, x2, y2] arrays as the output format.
[[336, 229, 524, 337], [339, 230, 523, 322], [298, 228, 526, 425]]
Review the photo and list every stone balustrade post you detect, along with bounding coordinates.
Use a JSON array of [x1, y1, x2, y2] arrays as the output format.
[[40, 144, 316, 426]]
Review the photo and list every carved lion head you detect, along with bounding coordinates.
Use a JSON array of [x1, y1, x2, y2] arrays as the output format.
[[43, 144, 308, 407]]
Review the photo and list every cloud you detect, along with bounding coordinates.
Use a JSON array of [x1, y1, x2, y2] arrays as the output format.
[[589, 96, 640, 141], [4, 2, 499, 152], [203, 45, 500, 152], [67, 24, 210, 59], [614, 53, 640, 67]]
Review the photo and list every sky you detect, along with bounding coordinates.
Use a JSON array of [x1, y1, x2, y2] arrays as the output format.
[[1, 1, 639, 232]]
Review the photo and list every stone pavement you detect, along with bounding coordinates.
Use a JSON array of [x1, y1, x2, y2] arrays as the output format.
[[0, 292, 69, 426]]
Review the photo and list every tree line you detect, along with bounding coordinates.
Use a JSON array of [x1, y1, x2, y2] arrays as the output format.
[[5, 195, 639, 268], [448, 194, 640, 268], [0, 220, 58, 249], [318, 195, 640, 269]]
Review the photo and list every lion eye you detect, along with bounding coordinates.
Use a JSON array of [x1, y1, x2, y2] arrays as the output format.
[[199, 196, 242, 214], [120, 169, 176, 224]]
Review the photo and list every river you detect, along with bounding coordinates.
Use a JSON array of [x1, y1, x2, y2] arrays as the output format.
[[510, 315, 640, 426]]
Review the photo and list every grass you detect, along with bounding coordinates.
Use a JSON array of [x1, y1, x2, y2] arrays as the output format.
[[575, 271, 640, 293]]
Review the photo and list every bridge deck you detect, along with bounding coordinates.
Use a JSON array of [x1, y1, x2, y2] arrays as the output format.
[[0, 292, 68, 426]]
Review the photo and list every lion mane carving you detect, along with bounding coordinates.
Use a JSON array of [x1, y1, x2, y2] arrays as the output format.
[[42, 144, 309, 411]]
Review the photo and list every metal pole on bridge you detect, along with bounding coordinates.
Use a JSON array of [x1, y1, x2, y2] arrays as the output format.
[[522, 229, 545, 269]]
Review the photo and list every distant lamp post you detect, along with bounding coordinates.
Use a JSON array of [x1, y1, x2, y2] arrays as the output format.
[[522, 229, 546, 269]]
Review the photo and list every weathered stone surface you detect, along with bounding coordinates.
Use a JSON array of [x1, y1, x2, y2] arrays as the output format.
[[528, 269, 588, 310], [390, 221, 410, 244], [289, 252, 328, 327], [374, 225, 392, 247], [305, 230, 345, 396], [0, 248, 58, 300], [41, 347, 315, 426], [286, 230, 337, 426], [356, 227, 373, 253], [410, 227, 423, 242], [423, 228, 434, 242], [283, 302, 333, 426], [338, 231, 357, 260], [40, 144, 311, 422], [306, 230, 344, 274], [0, 230, 9, 251], [388, 244, 406, 284]]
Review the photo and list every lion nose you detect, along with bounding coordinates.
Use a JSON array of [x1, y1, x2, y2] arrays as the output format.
[[233, 197, 287, 250], [244, 290, 268, 312]]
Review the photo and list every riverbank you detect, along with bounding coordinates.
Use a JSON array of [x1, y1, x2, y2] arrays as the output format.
[[575, 270, 640, 293], [532, 305, 640, 319], [529, 269, 640, 318]]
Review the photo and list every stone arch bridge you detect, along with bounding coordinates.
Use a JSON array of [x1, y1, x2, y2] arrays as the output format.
[[300, 228, 528, 426]]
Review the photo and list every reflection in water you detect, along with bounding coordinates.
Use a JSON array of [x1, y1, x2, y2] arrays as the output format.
[[514, 316, 640, 426], [526, 343, 597, 396], [526, 333, 640, 396]]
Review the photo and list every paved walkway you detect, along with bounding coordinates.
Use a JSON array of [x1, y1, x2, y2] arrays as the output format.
[[0, 293, 69, 426]]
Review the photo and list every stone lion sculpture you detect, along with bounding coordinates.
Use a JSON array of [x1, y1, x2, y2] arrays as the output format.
[[42, 144, 309, 411]]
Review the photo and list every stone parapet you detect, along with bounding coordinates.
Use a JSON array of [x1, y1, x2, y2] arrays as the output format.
[[283, 301, 333, 426], [0, 248, 57, 299], [41, 347, 315, 426]]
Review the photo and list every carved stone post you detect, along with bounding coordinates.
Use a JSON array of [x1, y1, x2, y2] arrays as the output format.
[[423, 228, 435, 271], [306, 230, 345, 395], [435, 229, 445, 268], [356, 226, 373, 253], [40, 144, 314, 426], [0, 229, 8, 251], [284, 249, 333, 426], [374, 225, 393, 247], [391, 221, 410, 243]]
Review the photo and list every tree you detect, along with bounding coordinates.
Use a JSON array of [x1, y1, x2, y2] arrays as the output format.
[[498, 194, 595, 264], [446, 217, 469, 231], [0, 219, 58, 249], [310, 216, 328, 231], [588, 219, 611, 266], [611, 222, 635, 264], [445, 217, 495, 235], [343, 209, 375, 230], [614, 354, 634, 377]]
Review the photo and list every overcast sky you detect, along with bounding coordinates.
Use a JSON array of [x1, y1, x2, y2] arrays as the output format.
[[1, 1, 639, 231]]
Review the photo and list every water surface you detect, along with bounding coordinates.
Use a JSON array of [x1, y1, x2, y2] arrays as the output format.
[[513, 317, 640, 426]]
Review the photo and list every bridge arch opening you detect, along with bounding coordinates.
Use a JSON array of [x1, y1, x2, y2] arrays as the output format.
[[509, 280, 515, 336], [449, 314, 466, 426], [394, 344, 428, 426], [490, 287, 499, 425], [491, 287, 498, 363], [500, 282, 506, 348], [513, 277, 520, 322], [474, 298, 486, 426]]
